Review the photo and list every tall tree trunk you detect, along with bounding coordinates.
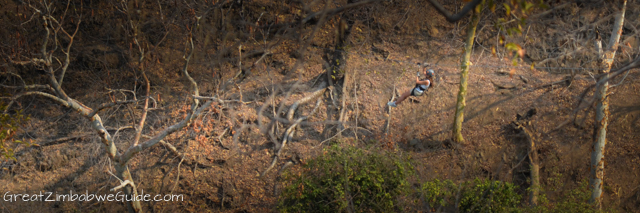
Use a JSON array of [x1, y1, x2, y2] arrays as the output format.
[[590, 0, 626, 209], [115, 162, 143, 213], [452, 5, 481, 143]]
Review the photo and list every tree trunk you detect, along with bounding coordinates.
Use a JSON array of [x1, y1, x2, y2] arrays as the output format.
[[527, 126, 539, 206], [115, 163, 143, 213], [513, 120, 539, 206], [452, 5, 481, 143], [590, 0, 626, 209]]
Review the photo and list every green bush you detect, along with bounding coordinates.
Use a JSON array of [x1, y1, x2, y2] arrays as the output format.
[[458, 178, 521, 213], [421, 179, 458, 210], [421, 178, 521, 213], [278, 144, 414, 213]]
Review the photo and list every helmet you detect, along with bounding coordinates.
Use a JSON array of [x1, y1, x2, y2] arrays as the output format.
[[426, 69, 435, 78]]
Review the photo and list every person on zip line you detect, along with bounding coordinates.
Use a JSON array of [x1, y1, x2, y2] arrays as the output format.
[[387, 63, 435, 107]]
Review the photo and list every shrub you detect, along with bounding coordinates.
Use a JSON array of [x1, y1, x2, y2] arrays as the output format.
[[421, 178, 458, 210], [458, 178, 521, 213], [278, 144, 414, 213], [421, 178, 521, 213]]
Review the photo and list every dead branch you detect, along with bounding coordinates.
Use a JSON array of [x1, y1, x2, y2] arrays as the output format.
[[263, 98, 322, 176], [286, 86, 329, 121], [37, 134, 92, 147]]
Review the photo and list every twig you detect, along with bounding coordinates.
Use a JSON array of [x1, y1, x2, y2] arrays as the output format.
[[171, 155, 185, 194], [111, 180, 134, 192], [107, 170, 135, 192], [216, 128, 230, 149], [88, 99, 142, 118], [315, 127, 350, 148], [610, 68, 631, 88]]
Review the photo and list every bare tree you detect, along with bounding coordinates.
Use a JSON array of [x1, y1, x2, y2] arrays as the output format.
[[590, 0, 626, 209]]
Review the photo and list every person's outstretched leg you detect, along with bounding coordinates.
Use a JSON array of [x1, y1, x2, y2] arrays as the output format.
[[388, 89, 412, 107], [395, 90, 412, 105]]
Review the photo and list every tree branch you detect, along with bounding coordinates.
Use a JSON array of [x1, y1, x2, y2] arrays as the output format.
[[119, 100, 213, 163], [57, 16, 81, 87], [427, 0, 482, 23], [4, 91, 69, 113], [132, 71, 151, 147]]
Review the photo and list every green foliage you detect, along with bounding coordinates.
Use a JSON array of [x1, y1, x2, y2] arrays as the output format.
[[459, 178, 521, 213], [524, 180, 618, 213], [0, 103, 30, 160], [278, 144, 414, 213], [421, 178, 521, 213], [548, 181, 595, 213], [421, 179, 457, 209]]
